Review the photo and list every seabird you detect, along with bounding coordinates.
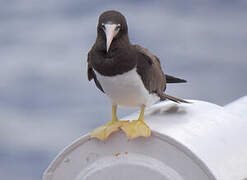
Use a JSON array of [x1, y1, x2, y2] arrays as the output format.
[[87, 10, 188, 140]]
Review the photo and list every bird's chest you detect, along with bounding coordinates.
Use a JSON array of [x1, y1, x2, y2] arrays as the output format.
[[95, 68, 157, 107], [91, 50, 136, 76]]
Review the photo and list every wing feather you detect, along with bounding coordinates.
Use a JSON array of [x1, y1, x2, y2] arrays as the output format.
[[87, 53, 105, 93], [134, 45, 166, 95]]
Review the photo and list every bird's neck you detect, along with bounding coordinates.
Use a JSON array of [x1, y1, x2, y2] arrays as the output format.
[[95, 35, 131, 55]]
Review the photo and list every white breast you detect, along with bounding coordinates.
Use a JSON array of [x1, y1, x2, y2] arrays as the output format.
[[95, 68, 160, 107]]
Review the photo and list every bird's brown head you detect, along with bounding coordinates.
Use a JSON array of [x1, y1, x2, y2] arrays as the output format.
[[97, 10, 129, 53]]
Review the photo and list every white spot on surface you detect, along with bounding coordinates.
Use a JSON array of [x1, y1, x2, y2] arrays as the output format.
[[64, 158, 70, 163]]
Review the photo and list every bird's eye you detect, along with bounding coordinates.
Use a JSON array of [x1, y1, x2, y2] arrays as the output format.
[[115, 24, 121, 31], [101, 23, 106, 30]]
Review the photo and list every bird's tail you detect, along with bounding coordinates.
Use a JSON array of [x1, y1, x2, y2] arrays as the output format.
[[165, 74, 187, 83], [160, 94, 190, 103]]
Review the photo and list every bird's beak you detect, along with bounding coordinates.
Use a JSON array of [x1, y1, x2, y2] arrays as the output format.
[[104, 24, 118, 52]]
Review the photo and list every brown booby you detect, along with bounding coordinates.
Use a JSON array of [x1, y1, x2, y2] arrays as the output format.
[[87, 10, 188, 140]]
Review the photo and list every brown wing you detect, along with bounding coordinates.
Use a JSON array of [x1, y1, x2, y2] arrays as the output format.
[[133, 45, 166, 97], [87, 52, 105, 93], [134, 45, 187, 84], [134, 45, 189, 103]]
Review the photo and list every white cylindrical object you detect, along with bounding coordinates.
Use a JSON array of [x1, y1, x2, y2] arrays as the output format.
[[224, 96, 247, 119], [43, 100, 247, 180]]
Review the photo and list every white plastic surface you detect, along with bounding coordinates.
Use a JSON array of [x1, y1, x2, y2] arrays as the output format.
[[43, 98, 247, 180], [224, 96, 247, 119]]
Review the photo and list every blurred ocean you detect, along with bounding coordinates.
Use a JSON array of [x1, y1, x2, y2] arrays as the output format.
[[0, 0, 247, 179]]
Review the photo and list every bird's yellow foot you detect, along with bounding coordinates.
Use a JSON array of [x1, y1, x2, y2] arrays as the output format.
[[90, 120, 128, 140], [121, 120, 151, 139]]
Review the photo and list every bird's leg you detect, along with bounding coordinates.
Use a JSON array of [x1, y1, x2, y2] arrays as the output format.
[[121, 105, 151, 139], [90, 104, 128, 140]]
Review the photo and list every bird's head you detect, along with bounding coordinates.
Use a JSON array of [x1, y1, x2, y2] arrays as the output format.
[[97, 10, 128, 53]]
